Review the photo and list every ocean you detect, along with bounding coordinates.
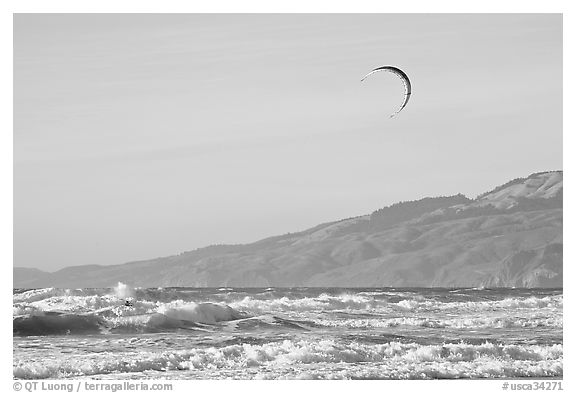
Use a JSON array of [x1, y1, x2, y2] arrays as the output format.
[[13, 285, 563, 380]]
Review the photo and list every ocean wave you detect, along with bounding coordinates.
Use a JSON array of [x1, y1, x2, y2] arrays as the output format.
[[13, 312, 106, 336], [14, 292, 562, 335], [13, 288, 85, 303], [392, 295, 562, 311], [13, 301, 246, 336], [13, 339, 563, 379], [312, 313, 562, 329], [14, 285, 562, 318], [155, 301, 244, 324], [225, 292, 562, 315], [228, 293, 378, 313], [13, 286, 563, 380]]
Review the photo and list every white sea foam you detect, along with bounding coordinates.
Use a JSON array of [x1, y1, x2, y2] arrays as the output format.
[[396, 299, 420, 310], [13, 339, 562, 379], [13, 288, 73, 303], [13, 288, 563, 379], [229, 293, 377, 313], [312, 312, 562, 329], [228, 293, 562, 315], [229, 296, 327, 312]]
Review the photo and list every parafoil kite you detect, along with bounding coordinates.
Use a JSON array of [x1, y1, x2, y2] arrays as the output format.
[[361, 66, 411, 118]]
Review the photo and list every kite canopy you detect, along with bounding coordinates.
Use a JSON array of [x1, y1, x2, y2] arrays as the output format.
[[361, 66, 411, 117]]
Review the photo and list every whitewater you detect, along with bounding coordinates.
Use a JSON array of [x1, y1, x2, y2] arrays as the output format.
[[13, 285, 562, 380]]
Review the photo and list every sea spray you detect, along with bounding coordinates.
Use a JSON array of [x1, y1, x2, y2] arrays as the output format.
[[113, 282, 134, 300]]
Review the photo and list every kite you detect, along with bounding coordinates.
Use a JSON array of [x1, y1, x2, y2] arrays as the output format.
[[361, 66, 412, 118]]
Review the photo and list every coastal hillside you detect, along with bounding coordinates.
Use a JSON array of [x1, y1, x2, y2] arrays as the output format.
[[14, 171, 563, 288]]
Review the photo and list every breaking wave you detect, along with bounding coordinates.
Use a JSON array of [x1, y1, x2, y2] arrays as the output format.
[[312, 313, 562, 329], [228, 293, 562, 314], [13, 284, 562, 336], [13, 302, 245, 336], [13, 339, 562, 379], [13, 284, 247, 336]]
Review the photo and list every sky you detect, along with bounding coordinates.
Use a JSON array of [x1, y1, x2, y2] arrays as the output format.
[[14, 14, 562, 271]]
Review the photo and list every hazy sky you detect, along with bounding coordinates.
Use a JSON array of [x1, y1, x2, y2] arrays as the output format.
[[14, 14, 562, 271]]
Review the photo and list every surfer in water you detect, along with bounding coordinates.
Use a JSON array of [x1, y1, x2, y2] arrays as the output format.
[[124, 299, 134, 307]]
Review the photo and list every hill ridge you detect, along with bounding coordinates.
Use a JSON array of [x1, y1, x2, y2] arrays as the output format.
[[14, 170, 562, 288]]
